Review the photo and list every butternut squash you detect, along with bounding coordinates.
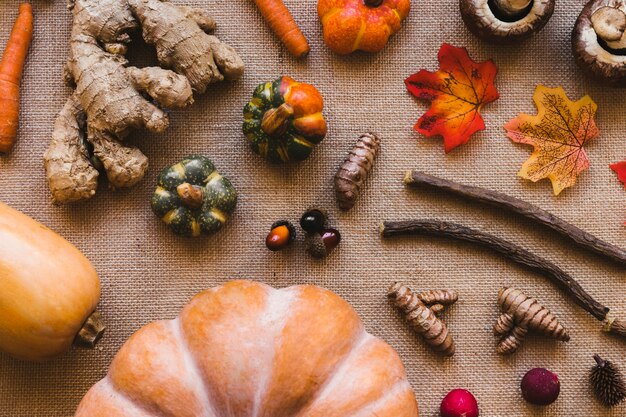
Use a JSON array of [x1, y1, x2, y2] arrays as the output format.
[[0, 201, 103, 361]]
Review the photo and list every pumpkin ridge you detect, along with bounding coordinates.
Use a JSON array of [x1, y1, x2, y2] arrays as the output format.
[[103, 376, 170, 417], [350, 379, 414, 417], [293, 329, 370, 416], [352, 18, 367, 51], [251, 285, 301, 417], [169, 318, 219, 417], [320, 7, 343, 25]]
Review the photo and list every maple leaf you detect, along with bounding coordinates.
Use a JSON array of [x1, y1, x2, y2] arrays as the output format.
[[610, 161, 626, 189], [610, 161, 626, 225], [404, 43, 499, 153], [505, 86, 599, 196]]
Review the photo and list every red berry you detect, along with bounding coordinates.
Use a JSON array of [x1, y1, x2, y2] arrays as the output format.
[[440, 389, 479, 417], [521, 368, 560, 405]]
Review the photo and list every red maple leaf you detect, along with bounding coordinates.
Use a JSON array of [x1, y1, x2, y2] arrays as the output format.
[[610, 161, 626, 225], [405, 43, 499, 153], [610, 161, 626, 189]]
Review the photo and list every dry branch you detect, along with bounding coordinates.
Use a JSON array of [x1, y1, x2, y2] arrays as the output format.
[[404, 171, 626, 266]]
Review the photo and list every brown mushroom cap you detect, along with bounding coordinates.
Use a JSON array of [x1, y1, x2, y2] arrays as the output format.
[[573, 0, 626, 86], [460, 0, 555, 43]]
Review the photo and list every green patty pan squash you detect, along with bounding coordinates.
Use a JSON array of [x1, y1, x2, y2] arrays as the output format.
[[243, 76, 327, 163], [151, 156, 237, 237]]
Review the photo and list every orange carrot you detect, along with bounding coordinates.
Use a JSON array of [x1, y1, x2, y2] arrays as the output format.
[[253, 0, 310, 58], [0, 3, 33, 154]]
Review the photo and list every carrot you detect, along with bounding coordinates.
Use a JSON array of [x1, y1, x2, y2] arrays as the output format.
[[253, 0, 310, 58], [0, 3, 33, 154]]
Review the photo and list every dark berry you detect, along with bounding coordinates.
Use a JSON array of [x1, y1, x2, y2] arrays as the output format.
[[321, 228, 341, 251], [300, 208, 327, 233], [521, 368, 560, 405]]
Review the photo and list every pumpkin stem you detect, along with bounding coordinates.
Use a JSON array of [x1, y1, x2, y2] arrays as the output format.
[[74, 311, 105, 348], [364, 0, 383, 7], [177, 182, 204, 209], [261, 102, 294, 137]]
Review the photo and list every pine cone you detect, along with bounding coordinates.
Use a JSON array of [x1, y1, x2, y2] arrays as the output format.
[[591, 354, 626, 407]]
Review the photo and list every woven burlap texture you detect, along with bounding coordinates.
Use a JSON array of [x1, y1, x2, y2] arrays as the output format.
[[0, 0, 624, 416]]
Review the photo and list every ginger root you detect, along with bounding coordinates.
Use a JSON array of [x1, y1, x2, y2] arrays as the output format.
[[44, 0, 244, 204], [494, 287, 570, 354], [388, 282, 457, 356]]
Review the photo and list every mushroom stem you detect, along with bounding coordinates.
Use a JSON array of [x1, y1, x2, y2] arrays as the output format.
[[491, 0, 532, 19], [176, 182, 204, 209], [261, 103, 294, 137], [364, 0, 384, 7], [74, 311, 105, 348], [591, 6, 626, 42]]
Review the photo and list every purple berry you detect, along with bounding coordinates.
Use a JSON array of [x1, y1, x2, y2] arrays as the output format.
[[521, 368, 560, 405]]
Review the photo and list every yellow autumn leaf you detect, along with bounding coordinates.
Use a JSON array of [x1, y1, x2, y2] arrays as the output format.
[[505, 86, 599, 195]]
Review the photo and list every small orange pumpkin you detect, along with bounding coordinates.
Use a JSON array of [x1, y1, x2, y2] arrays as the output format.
[[318, 0, 411, 54], [243, 76, 327, 163]]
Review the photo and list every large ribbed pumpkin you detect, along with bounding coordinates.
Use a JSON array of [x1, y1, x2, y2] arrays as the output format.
[[75, 280, 419, 417], [0, 201, 102, 361]]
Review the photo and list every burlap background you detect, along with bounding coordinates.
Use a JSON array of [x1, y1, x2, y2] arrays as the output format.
[[0, 0, 624, 415]]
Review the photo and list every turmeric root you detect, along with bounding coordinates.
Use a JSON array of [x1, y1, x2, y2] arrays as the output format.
[[44, 0, 244, 204], [334, 132, 380, 210], [494, 287, 570, 354], [388, 282, 457, 356]]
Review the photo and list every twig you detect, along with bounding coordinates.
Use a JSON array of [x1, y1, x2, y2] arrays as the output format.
[[403, 170, 626, 266], [380, 219, 625, 339]]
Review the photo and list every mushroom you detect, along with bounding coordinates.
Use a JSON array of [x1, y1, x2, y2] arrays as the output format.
[[573, 0, 626, 86], [460, 0, 555, 43]]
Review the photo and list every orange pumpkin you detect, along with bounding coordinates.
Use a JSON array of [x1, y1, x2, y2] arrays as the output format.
[[318, 0, 411, 54], [0, 201, 102, 361], [75, 280, 419, 417], [243, 76, 327, 163]]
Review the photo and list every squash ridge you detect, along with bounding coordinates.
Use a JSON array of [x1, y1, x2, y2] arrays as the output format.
[[251, 285, 300, 417], [102, 377, 167, 417], [349, 379, 413, 417], [170, 318, 219, 417], [293, 329, 370, 416]]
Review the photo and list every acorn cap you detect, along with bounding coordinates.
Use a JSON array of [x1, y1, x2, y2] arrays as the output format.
[[305, 233, 328, 259], [573, 0, 626, 87], [460, 0, 554, 43]]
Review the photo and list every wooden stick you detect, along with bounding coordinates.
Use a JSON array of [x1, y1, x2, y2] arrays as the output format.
[[604, 317, 626, 338], [380, 220, 625, 339], [403, 170, 626, 266]]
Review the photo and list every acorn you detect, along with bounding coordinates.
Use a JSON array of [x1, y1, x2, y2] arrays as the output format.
[[299, 208, 327, 233], [305, 228, 341, 258], [265, 220, 296, 251], [590, 354, 626, 407]]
